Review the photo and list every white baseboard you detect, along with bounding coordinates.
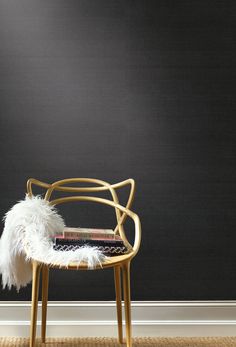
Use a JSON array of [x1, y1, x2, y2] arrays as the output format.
[[1, 301, 236, 337]]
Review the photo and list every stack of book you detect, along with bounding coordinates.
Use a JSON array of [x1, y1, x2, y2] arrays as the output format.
[[53, 227, 128, 256]]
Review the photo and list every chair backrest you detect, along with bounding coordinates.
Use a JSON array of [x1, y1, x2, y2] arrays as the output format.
[[26, 178, 136, 241]]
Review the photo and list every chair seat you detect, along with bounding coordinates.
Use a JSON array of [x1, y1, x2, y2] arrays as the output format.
[[47, 250, 135, 270], [30, 246, 134, 271]]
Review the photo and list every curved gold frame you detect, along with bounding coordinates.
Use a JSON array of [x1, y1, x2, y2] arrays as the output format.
[[27, 177, 141, 347]]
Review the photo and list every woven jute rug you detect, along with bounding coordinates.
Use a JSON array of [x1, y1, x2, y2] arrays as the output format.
[[0, 337, 236, 347]]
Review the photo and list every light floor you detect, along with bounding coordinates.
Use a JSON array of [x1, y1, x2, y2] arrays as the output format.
[[1, 337, 236, 347]]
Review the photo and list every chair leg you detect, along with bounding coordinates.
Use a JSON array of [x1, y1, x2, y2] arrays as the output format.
[[30, 261, 41, 347], [114, 265, 123, 343], [41, 265, 49, 343], [122, 261, 132, 347]]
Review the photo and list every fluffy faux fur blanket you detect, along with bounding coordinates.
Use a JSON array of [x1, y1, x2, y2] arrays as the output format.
[[0, 195, 107, 291]]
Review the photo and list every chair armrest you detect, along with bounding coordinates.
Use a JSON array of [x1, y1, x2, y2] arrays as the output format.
[[112, 179, 135, 233], [125, 209, 141, 256], [112, 202, 141, 256]]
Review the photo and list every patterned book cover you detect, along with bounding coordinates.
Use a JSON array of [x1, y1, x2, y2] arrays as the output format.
[[54, 237, 124, 248], [53, 243, 128, 256]]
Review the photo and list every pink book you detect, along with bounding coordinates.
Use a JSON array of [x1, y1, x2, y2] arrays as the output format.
[[62, 227, 116, 240], [55, 234, 123, 242]]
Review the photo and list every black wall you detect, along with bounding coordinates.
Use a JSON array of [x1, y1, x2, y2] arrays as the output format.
[[0, 0, 236, 300]]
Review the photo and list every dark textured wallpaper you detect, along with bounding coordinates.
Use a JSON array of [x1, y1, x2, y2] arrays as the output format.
[[0, 0, 236, 300]]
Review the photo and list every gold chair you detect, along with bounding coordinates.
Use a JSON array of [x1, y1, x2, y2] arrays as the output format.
[[26, 178, 141, 347]]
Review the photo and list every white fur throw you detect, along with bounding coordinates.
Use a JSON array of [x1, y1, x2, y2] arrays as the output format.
[[0, 195, 107, 291]]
